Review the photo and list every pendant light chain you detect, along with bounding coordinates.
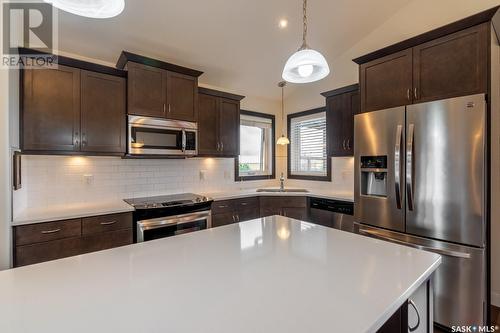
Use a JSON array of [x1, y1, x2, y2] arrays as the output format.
[[301, 0, 308, 50]]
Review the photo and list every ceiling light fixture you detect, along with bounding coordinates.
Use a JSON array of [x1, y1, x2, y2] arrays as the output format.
[[276, 81, 290, 146], [43, 0, 125, 19], [282, 0, 329, 84], [278, 19, 288, 29]]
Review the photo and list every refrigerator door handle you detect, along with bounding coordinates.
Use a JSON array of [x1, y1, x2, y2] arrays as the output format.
[[358, 227, 471, 259], [394, 125, 403, 209], [406, 123, 415, 211]]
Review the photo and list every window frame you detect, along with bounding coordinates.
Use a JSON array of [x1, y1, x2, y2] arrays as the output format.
[[235, 110, 276, 181], [287, 107, 331, 182]]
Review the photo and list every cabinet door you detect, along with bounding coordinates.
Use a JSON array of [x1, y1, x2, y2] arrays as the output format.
[[237, 208, 260, 223], [127, 62, 166, 118], [360, 49, 413, 112], [212, 212, 236, 228], [166, 71, 198, 122], [413, 23, 488, 103], [22, 65, 81, 152], [282, 207, 308, 221], [15, 237, 81, 267], [260, 207, 282, 218], [218, 98, 240, 157], [81, 71, 126, 154], [80, 229, 132, 254], [326, 94, 347, 156], [198, 93, 220, 155], [342, 91, 359, 155]]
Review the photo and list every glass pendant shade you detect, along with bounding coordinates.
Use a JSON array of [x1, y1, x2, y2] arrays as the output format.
[[277, 135, 290, 146], [44, 0, 125, 18], [282, 48, 330, 84]]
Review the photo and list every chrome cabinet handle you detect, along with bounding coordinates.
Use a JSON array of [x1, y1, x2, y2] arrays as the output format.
[[394, 125, 403, 209], [218, 205, 227, 208], [240, 202, 248, 206], [163, 104, 166, 114], [220, 142, 224, 151], [408, 299, 420, 332], [236, 214, 240, 222], [358, 227, 471, 259], [232, 214, 236, 223], [168, 104, 171, 113], [346, 138, 350, 150], [41, 228, 61, 234], [407, 88, 411, 101], [342, 139, 346, 150], [100, 220, 117, 226], [406, 123, 415, 211], [413, 88, 418, 100]]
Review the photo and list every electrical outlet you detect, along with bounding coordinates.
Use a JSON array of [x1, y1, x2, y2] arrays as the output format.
[[83, 174, 94, 185]]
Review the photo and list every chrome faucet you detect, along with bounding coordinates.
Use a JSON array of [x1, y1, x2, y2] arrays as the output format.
[[279, 173, 285, 192]]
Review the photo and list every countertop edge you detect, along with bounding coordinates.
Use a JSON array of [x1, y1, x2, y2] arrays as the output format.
[[365, 256, 442, 333]]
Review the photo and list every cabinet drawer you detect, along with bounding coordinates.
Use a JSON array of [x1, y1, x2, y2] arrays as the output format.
[[212, 213, 236, 228], [211, 200, 235, 215], [260, 196, 307, 209], [82, 213, 132, 235], [234, 197, 259, 210], [15, 237, 81, 267], [81, 229, 133, 254], [15, 219, 82, 246]]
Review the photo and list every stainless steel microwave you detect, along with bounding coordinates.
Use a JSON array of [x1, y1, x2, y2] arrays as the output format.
[[128, 115, 197, 156]]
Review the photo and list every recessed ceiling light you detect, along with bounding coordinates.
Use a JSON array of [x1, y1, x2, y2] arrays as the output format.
[[278, 19, 288, 29], [43, 0, 125, 19]]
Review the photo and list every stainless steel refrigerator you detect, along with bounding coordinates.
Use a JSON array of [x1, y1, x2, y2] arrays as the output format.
[[354, 94, 487, 328]]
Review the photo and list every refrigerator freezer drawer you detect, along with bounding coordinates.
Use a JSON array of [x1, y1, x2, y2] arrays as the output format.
[[355, 223, 486, 329]]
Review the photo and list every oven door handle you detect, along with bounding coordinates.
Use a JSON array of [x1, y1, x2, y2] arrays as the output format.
[[137, 212, 211, 231]]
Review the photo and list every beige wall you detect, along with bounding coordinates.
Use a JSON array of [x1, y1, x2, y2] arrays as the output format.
[[0, 2, 12, 270]]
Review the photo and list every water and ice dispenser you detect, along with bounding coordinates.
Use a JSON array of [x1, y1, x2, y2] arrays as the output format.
[[360, 156, 388, 198]]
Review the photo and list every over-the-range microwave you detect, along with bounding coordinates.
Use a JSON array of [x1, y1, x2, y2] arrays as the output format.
[[128, 115, 197, 156]]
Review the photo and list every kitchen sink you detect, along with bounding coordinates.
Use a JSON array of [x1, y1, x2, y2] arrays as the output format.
[[256, 188, 309, 193]]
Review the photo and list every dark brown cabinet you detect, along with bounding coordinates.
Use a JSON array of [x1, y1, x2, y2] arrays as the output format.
[[198, 88, 244, 157], [357, 23, 489, 113], [211, 197, 260, 228], [22, 65, 81, 152], [13, 213, 133, 267], [260, 196, 308, 219], [359, 49, 413, 113], [127, 62, 198, 121], [127, 62, 166, 118], [81, 70, 126, 153], [22, 64, 126, 155], [412, 23, 488, 103], [323, 84, 359, 157]]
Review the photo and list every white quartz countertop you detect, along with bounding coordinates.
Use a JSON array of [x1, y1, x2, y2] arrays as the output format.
[[204, 188, 354, 202], [12, 200, 135, 226], [0, 216, 440, 333], [12, 188, 353, 226]]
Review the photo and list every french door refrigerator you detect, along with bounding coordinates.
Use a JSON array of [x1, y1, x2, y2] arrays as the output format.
[[354, 94, 487, 328]]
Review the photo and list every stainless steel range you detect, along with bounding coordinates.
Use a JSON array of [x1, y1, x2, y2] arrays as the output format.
[[124, 193, 213, 243]]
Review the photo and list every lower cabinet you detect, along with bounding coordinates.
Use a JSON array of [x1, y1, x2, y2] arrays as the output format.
[[211, 197, 260, 228], [13, 212, 133, 267], [260, 196, 308, 220]]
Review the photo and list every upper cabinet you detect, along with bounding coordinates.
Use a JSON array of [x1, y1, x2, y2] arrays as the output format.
[[21, 56, 127, 155], [355, 21, 491, 113], [197, 88, 244, 157], [322, 84, 359, 157], [117, 51, 202, 122]]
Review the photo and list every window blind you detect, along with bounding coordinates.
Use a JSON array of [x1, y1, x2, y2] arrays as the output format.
[[290, 112, 327, 176]]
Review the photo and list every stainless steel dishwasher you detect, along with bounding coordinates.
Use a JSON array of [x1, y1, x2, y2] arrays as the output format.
[[309, 198, 354, 232]]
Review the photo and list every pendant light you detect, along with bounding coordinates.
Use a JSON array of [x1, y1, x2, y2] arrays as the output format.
[[282, 0, 330, 84], [43, 0, 125, 19], [276, 81, 290, 145]]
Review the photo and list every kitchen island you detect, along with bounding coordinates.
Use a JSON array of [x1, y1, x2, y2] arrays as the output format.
[[0, 216, 440, 333]]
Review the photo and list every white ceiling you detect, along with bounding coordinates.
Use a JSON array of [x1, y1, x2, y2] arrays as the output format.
[[56, 0, 413, 101]]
